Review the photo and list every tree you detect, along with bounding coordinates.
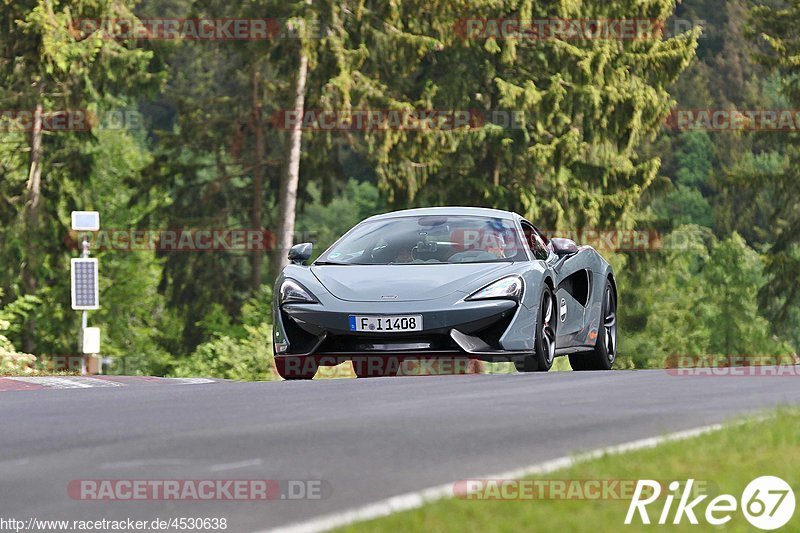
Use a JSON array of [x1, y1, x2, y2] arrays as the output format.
[[135, 0, 320, 351], [273, 0, 313, 275], [617, 226, 788, 368], [738, 1, 800, 341], [651, 131, 714, 228], [703, 233, 782, 356], [617, 225, 715, 368], [0, 290, 38, 374], [320, 0, 699, 232], [0, 0, 160, 352]]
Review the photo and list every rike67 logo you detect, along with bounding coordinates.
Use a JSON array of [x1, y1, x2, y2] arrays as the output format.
[[625, 476, 796, 530]]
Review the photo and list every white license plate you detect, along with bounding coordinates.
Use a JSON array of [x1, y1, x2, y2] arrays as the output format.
[[349, 315, 423, 332]]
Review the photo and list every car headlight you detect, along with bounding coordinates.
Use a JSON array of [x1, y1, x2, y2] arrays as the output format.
[[466, 276, 524, 302], [279, 279, 318, 304]]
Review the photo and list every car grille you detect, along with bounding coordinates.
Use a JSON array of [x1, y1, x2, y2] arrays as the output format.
[[317, 334, 461, 354]]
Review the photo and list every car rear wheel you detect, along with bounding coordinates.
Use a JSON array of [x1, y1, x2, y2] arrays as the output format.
[[274, 356, 318, 380], [569, 279, 616, 371], [515, 285, 556, 373]]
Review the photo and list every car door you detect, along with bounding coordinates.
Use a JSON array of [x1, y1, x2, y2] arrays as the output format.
[[538, 231, 590, 348]]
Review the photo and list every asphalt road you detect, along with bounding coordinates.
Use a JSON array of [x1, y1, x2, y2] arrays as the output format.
[[2, 369, 800, 532]]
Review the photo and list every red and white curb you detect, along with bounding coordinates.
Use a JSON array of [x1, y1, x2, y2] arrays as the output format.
[[0, 376, 217, 392], [5, 376, 123, 389]]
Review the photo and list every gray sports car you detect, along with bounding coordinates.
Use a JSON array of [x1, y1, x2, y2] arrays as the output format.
[[272, 207, 617, 379]]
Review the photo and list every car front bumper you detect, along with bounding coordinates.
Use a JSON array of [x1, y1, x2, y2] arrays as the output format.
[[274, 298, 524, 360]]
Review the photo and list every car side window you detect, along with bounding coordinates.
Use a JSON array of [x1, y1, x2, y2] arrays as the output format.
[[532, 228, 550, 260], [521, 222, 549, 261]]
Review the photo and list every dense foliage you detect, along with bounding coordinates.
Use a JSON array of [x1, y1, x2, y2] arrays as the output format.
[[0, 0, 797, 377]]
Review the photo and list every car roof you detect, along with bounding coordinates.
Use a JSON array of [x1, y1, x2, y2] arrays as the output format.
[[365, 206, 521, 222]]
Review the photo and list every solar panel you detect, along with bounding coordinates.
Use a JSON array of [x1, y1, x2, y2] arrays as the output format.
[[71, 258, 99, 310]]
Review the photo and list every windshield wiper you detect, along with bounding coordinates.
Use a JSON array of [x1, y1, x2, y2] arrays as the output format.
[[313, 261, 352, 266]]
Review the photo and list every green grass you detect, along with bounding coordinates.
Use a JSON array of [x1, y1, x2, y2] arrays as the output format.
[[338, 409, 800, 533]]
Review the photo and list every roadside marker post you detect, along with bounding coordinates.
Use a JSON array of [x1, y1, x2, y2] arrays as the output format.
[[70, 211, 101, 375]]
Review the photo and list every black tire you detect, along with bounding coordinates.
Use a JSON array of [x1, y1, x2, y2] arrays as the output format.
[[570, 279, 617, 371], [515, 285, 556, 373], [274, 356, 317, 380], [352, 357, 399, 378]]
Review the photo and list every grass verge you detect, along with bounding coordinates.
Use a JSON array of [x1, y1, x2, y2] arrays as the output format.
[[338, 408, 800, 532]]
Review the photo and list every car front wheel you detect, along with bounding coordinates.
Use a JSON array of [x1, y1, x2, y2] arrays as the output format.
[[516, 285, 556, 373]]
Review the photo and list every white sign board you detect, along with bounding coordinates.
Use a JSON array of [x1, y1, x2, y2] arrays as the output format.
[[82, 327, 101, 354], [71, 211, 100, 231]]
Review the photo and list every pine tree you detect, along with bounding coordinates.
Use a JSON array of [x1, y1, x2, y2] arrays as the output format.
[[323, 0, 699, 231], [739, 1, 800, 341]]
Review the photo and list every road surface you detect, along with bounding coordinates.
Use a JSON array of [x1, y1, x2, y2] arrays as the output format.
[[1, 369, 799, 532]]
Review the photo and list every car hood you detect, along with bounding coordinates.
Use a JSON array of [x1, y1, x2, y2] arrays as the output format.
[[310, 263, 511, 302]]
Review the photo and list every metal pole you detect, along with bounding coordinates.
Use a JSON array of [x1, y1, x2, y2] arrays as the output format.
[[80, 234, 89, 375]]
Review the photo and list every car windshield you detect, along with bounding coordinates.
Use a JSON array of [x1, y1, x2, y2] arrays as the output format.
[[316, 215, 524, 265]]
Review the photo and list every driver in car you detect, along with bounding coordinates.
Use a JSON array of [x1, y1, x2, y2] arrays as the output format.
[[447, 228, 509, 262], [388, 236, 419, 263], [391, 247, 414, 263]]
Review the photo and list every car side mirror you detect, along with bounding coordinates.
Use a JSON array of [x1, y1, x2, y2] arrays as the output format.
[[551, 238, 579, 256], [288, 243, 313, 265]]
